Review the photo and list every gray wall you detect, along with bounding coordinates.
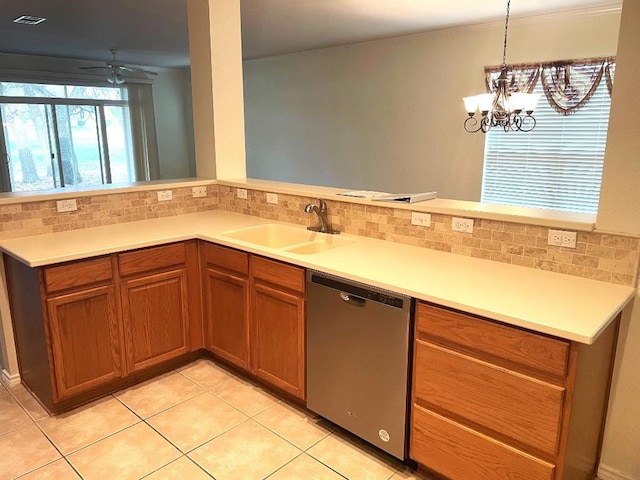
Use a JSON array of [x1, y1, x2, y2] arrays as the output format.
[[243, 10, 621, 201]]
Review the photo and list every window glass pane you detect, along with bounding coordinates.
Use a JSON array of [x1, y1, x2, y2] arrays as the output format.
[[0, 82, 126, 101], [481, 80, 611, 214], [105, 105, 135, 184], [0, 103, 57, 191]]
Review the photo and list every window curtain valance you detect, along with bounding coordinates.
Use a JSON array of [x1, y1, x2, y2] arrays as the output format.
[[485, 57, 615, 116]]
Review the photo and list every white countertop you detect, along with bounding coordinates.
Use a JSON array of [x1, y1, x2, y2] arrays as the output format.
[[0, 211, 633, 344]]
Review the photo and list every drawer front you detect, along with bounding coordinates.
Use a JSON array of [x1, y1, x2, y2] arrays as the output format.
[[44, 257, 113, 293], [250, 256, 305, 293], [411, 405, 555, 480], [414, 340, 564, 457], [416, 302, 569, 380], [119, 243, 186, 277], [202, 242, 248, 275]]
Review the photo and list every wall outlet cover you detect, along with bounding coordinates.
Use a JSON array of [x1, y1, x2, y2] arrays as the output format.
[[411, 212, 431, 227], [548, 230, 563, 247], [266, 193, 278, 204], [452, 217, 474, 233], [192, 186, 207, 198], [157, 190, 173, 201], [56, 199, 77, 212], [237, 188, 248, 199]]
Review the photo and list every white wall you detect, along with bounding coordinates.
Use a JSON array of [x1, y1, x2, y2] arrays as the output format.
[[596, 2, 640, 478], [243, 9, 620, 201], [152, 67, 196, 179]]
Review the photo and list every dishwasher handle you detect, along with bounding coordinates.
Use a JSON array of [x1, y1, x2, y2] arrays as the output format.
[[339, 291, 366, 305]]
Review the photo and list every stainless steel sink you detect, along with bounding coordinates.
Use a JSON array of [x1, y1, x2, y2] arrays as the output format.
[[221, 223, 352, 254]]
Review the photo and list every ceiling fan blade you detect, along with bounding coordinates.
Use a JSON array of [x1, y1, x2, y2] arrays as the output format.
[[78, 66, 111, 71], [119, 66, 158, 75]]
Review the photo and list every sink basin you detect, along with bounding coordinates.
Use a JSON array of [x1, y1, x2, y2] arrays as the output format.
[[221, 223, 353, 254], [284, 236, 353, 255], [222, 224, 324, 249]]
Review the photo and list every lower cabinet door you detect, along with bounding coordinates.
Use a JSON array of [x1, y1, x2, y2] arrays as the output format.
[[121, 269, 190, 372], [47, 285, 122, 400], [411, 405, 555, 480], [204, 267, 250, 370], [250, 282, 305, 399]]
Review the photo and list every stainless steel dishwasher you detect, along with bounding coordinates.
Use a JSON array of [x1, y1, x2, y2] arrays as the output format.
[[306, 270, 412, 460]]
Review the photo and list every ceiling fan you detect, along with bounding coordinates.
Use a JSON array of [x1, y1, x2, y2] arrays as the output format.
[[79, 49, 158, 85]]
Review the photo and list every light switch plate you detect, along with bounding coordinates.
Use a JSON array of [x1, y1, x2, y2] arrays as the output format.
[[157, 190, 173, 201], [56, 199, 77, 212], [237, 188, 248, 199]]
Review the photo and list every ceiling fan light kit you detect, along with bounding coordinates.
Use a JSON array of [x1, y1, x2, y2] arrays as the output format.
[[463, 0, 539, 133], [79, 48, 158, 86]]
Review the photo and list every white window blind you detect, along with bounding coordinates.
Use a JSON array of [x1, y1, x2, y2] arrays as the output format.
[[481, 79, 612, 214]]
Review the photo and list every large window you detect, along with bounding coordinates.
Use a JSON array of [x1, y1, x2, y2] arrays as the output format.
[[481, 60, 613, 214], [0, 81, 157, 192]]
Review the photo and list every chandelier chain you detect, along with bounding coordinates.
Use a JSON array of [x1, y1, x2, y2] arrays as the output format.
[[502, 0, 511, 68]]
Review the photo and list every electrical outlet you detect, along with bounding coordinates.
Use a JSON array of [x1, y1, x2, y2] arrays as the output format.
[[56, 199, 77, 213], [237, 188, 248, 199], [266, 193, 278, 204], [548, 230, 563, 247], [561, 231, 577, 249], [157, 190, 173, 201], [192, 186, 207, 198], [452, 217, 474, 233], [411, 212, 431, 227]]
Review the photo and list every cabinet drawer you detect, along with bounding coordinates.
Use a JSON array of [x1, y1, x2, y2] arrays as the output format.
[[416, 302, 569, 380], [414, 340, 564, 457], [250, 256, 305, 293], [44, 257, 113, 294], [202, 242, 248, 275], [119, 243, 186, 276], [411, 405, 555, 480]]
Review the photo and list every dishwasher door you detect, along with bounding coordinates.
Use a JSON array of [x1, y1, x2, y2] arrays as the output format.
[[306, 271, 412, 460]]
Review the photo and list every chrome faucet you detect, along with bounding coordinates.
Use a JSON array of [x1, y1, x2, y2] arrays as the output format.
[[304, 199, 339, 234]]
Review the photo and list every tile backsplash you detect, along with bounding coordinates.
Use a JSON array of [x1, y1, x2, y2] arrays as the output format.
[[0, 183, 637, 287], [217, 186, 640, 287]]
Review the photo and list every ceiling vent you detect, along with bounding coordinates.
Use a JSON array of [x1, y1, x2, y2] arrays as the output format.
[[13, 15, 47, 25]]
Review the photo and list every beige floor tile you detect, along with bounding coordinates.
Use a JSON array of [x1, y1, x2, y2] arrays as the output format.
[[67, 422, 180, 480], [0, 386, 33, 436], [307, 432, 402, 480], [267, 453, 346, 480], [143, 456, 212, 480], [16, 459, 81, 479], [114, 371, 205, 418], [177, 359, 235, 389], [189, 420, 301, 480], [8, 385, 49, 421], [147, 392, 247, 452], [389, 467, 438, 479], [210, 377, 278, 416], [254, 402, 333, 450], [37, 396, 140, 454], [0, 425, 61, 479]]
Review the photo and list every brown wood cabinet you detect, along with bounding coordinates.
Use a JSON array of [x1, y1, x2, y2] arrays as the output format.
[[5, 241, 201, 413], [410, 302, 619, 480], [201, 243, 306, 400], [250, 256, 305, 399], [201, 243, 250, 369]]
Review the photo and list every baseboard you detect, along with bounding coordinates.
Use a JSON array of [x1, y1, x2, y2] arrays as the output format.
[[598, 464, 638, 480], [1, 369, 20, 387]]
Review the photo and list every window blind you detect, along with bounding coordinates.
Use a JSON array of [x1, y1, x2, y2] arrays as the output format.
[[481, 79, 612, 214]]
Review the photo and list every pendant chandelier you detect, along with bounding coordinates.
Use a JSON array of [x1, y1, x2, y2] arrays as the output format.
[[463, 0, 540, 133]]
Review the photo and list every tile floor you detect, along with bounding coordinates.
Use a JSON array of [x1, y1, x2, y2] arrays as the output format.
[[1, 359, 431, 480]]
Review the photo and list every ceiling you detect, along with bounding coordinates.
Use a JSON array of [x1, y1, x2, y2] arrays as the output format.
[[0, 0, 623, 67]]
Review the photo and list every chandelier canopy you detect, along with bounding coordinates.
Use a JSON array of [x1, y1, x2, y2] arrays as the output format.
[[463, 0, 540, 133]]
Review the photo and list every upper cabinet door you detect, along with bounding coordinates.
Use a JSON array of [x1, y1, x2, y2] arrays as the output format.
[[120, 268, 190, 373], [47, 285, 122, 400]]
